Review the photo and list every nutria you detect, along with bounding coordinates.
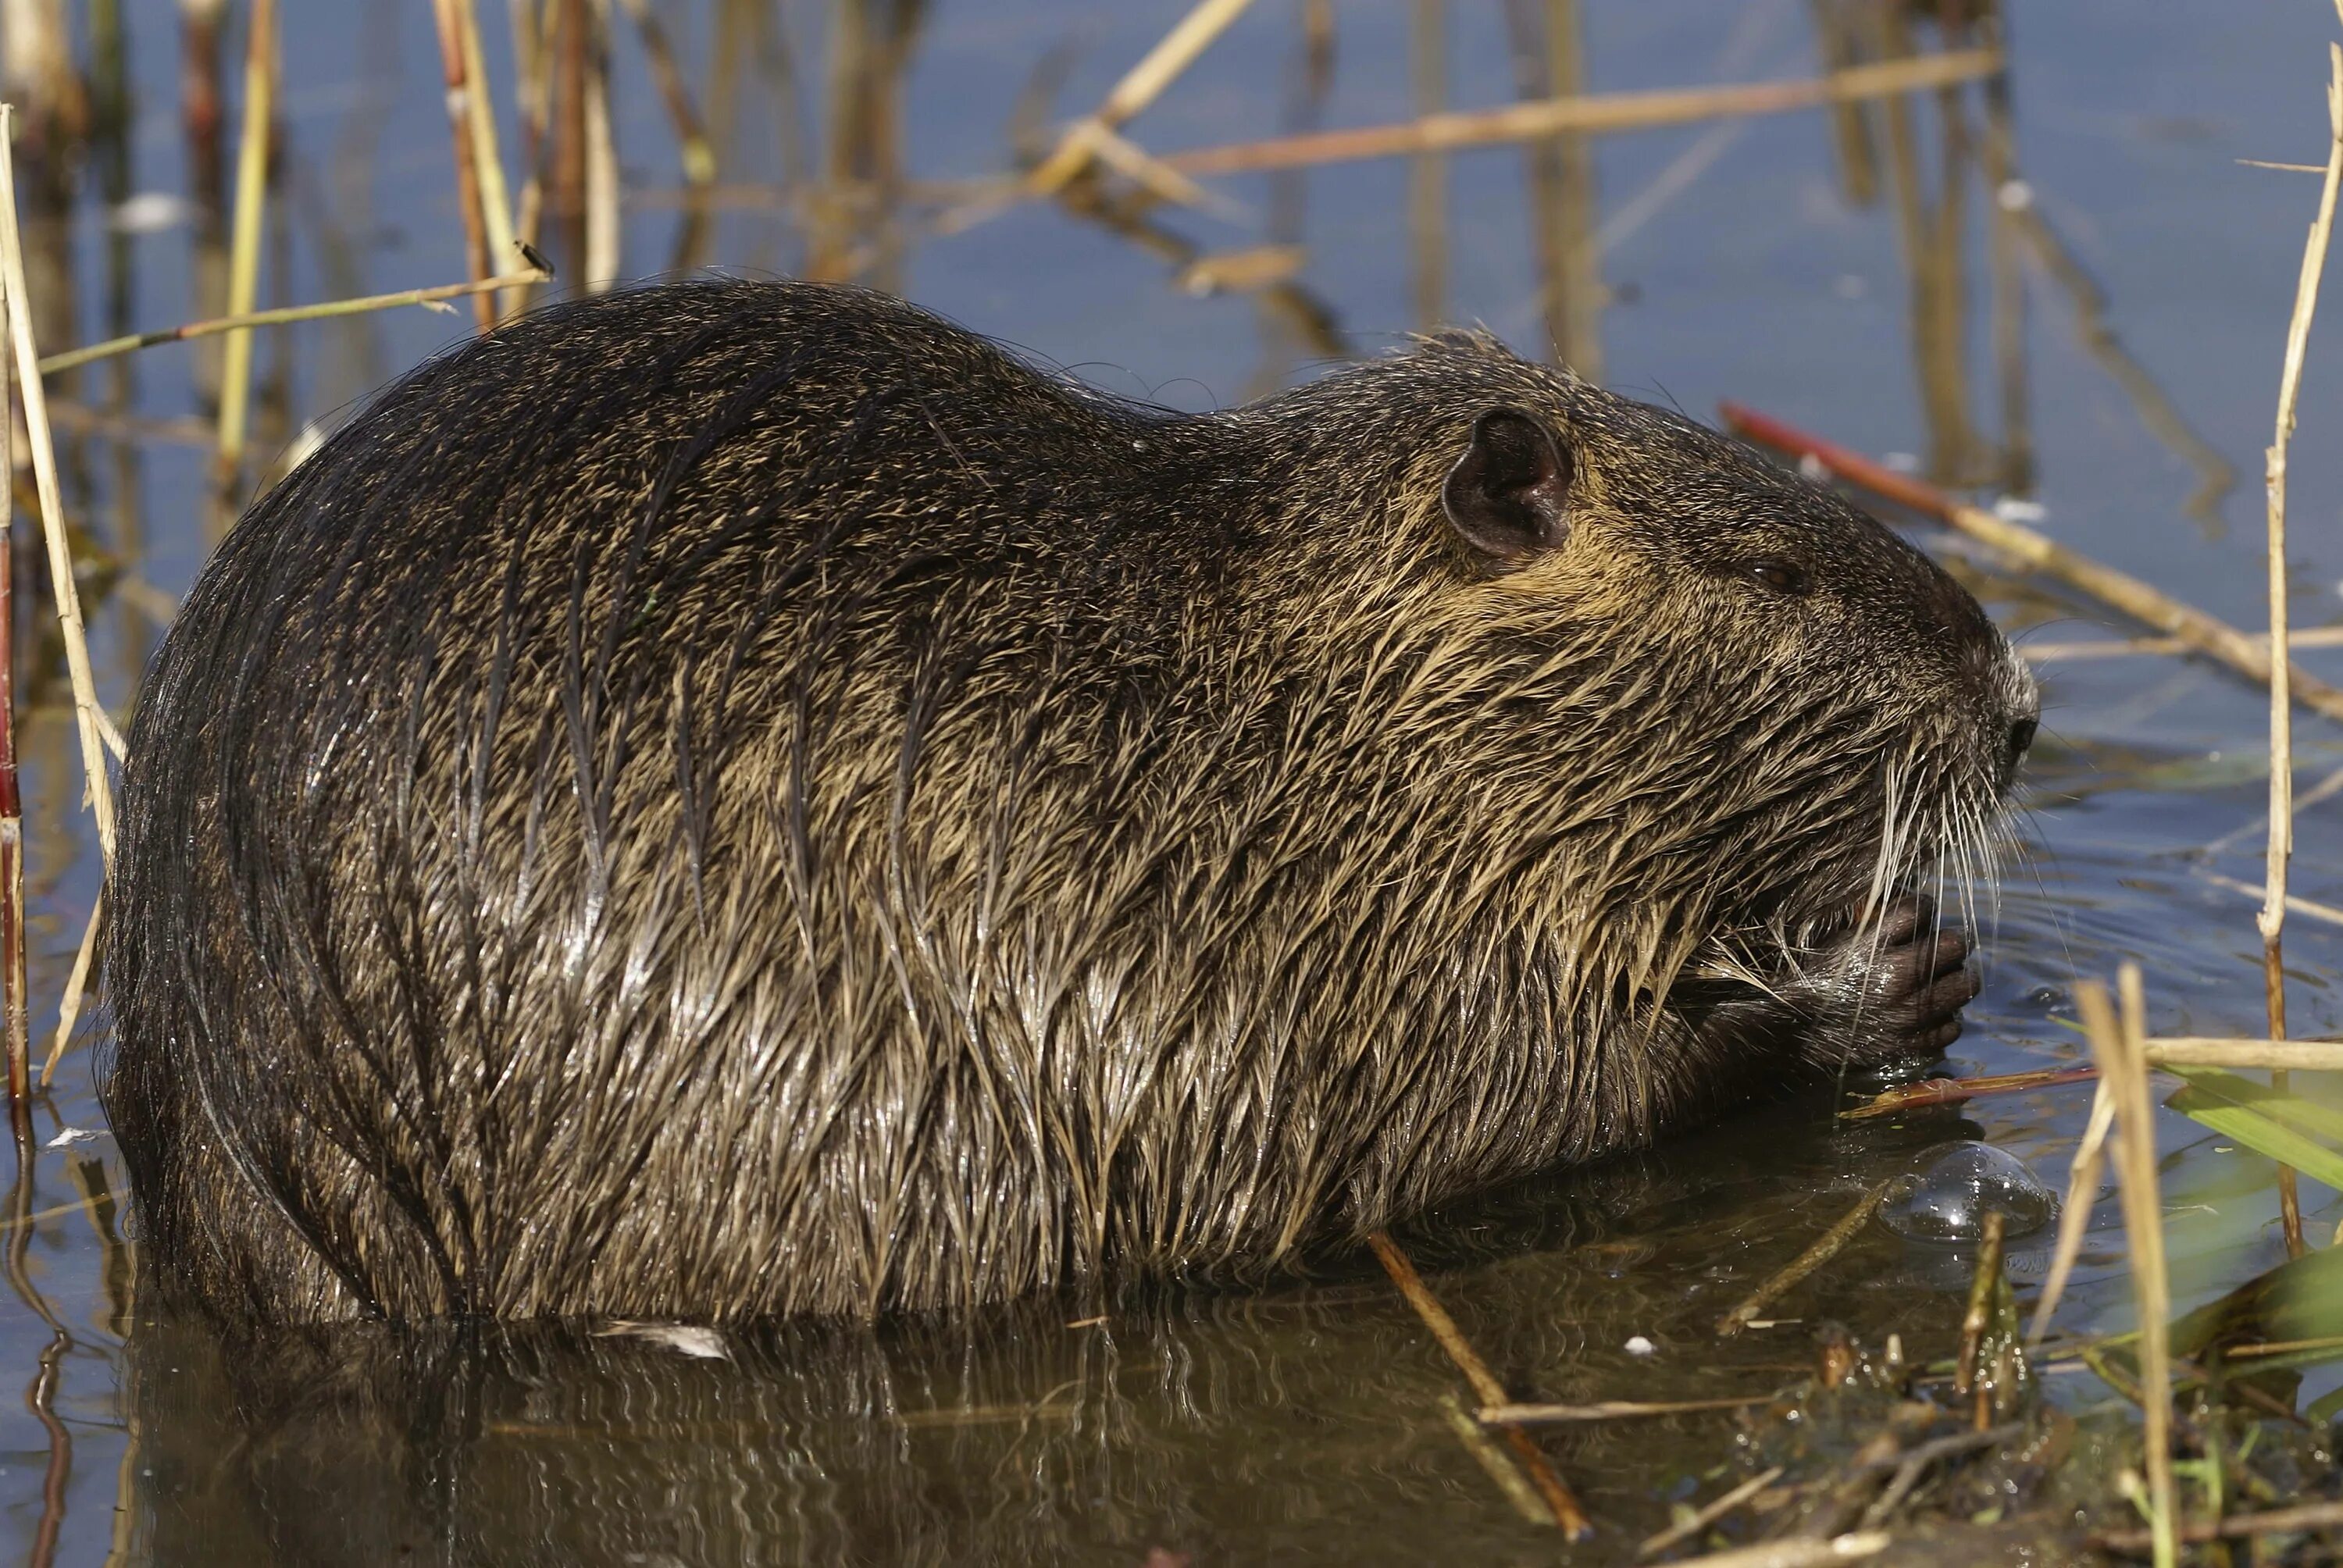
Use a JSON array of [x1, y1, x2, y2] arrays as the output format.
[[103, 278, 2037, 1324]]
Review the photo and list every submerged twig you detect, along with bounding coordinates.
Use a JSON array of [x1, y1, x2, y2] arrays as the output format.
[[1721, 404, 2343, 728], [1366, 1231, 1592, 1537], [1662, 1532, 1889, 1566], [1839, 1065, 2098, 1119], [1436, 1395, 1551, 1526], [1716, 1180, 1892, 1337], [1480, 1395, 1772, 1425], [1635, 1465, 1785, 1559]]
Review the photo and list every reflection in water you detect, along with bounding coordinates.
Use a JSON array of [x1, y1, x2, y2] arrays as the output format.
[[123, 1104, 1992, 1566]]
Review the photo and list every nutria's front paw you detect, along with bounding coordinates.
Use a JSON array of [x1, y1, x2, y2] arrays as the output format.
[[1803, 893, 1977, 1067]]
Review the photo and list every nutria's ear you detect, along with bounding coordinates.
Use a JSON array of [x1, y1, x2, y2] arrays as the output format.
[[1441, 408, 1572, 563]]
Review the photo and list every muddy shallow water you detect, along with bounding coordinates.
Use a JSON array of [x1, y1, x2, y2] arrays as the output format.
[[7, 2, 2343, 1563]]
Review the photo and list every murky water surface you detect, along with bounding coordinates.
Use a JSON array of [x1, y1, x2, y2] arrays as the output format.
[[7, 2, 2343, 1562]]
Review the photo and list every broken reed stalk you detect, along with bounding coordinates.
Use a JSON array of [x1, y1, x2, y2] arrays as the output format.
[[0, 264, 18, 1134], [616, 0, 715, 187], [1364, 1231, 1592, 1537], [36, 264, 553, 376], [1953, 1209, 2007, 1403], [1161, 49, 1999, 177], [1027, 0, 1259, 194], [2079, 971, 2176, 1568], [1715, 1178, 1892, 1336], [0, 105, 116, 868], [39, 893, 97, 1087], [1720, 403, 2343, 728], [2258, 34, 2342, 1263], [214, 0, 273, 479], [2026, 1079, 2114, 1348]]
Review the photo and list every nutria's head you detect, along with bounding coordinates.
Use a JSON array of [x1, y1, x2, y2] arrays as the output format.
[[1253, 331, 2038, 989]]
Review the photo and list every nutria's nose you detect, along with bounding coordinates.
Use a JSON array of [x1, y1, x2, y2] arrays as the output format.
[[2006, 715, 2037, 761]]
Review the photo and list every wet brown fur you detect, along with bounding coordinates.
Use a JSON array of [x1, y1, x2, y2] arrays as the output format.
[[102, 279, 2035, 1324]]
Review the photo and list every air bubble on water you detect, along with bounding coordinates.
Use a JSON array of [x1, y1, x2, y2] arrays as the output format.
[[1877, 1140, 2057, 1245]]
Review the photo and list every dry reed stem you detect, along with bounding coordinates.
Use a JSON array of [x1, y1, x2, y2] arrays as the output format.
[[583, 0, 619, 290], [0, 105, 116, 868], [1715, 1178, 1892, 1337], [431, 0, 498, 330], [2142, 1038, 2343, 1069], [38, 889, 98, 1087], [1479, 1395, 1771, 1425], [2079, 971, 2175, 1568], [2021, 626, 2343, 661], [510, 0, 556, 300], [37, 263, 552, 376], [1161, 49, 1998, 177], [1365, 1231, 1592, 1537], [2259, 34, 2342, 1263], [213, 0, 273, 476], [1026, 0, 1259, 194], [453, 0, 522, 323], [1408, 0, 1446, 328], [1721, 404, 2343, 727], [1636, 1466, 1785, 1559], [2025, 1080, 2113, 1347]]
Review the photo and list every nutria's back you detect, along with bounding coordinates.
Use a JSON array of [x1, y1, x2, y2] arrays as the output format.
[[104, 278, 2036, 1323]]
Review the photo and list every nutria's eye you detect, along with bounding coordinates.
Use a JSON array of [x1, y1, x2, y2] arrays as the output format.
[[1747, 560, 1810, 596]]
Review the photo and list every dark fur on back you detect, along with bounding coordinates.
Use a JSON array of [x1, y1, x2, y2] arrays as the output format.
[[105, 279, 2034, 1323]]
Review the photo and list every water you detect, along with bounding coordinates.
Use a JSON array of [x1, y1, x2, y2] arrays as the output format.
[[7, 1, 2343, 1561]]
